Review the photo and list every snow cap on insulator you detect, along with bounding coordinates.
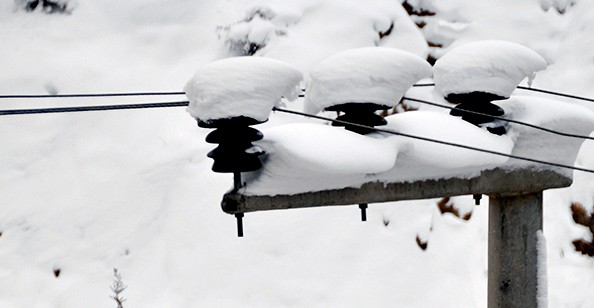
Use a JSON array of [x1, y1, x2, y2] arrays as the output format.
[[434, 40, 547, 101], [304, 47, 433, 114], [184, 56, 303, 123]]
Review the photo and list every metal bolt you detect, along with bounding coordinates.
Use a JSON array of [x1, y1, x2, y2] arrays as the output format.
[[473, 194, 482, 205], [359, 203, 368, 221], [235, 213, 244, 237]]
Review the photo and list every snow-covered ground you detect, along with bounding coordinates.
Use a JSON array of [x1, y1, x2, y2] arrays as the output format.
[[1, 0, 594, 307]]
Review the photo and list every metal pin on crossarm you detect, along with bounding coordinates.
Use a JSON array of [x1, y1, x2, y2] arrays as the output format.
[[235, 213, 244, 237], [473, 194, 482, 205], [359, 204, 368, 222], [199, 116, 266, 237]]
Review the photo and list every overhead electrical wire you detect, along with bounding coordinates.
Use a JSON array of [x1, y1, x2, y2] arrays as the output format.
[[3, 93, 593, 144], [0, 91, 185, 99], [271, 106, 594, 174], [410, 83, 436, 87], [1, 82, 593, 172], [516, 86, 594, 103], [415, 83, 594, 103], [410, 83, 594, 103], [2, 83, 594, 103], [402, 97, 594, 141], [0, 97, 592, 173], [0, 101, 189, 115]]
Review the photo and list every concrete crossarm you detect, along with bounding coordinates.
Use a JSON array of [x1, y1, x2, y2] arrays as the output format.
[[221, 167, 572, 214]]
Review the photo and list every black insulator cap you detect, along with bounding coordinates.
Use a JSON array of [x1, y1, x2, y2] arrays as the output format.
[[326, 102, 390, 113], [450, 102, 505, 125], [206, 127, 263, 144], [334, 112, 387, 134], [326, 102, 389, 135], [486, 126, 507, 136], [445, 92, 507, 105], [447, 92, 508, 136], [200, 116, 267, 174], [198, 116, 265, 129], [210, 152, 263, 173]]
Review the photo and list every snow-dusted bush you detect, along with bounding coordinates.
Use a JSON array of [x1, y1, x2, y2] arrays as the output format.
[[15, 0, 72, 14], [433, 40, 547, 100], [217, 1, 429, 68], [540, 0, 577, 14], [570, 202, 594, 257], [184, 57, 303, 122], [304, 47, 432, 114], [217, 6, 297, 56], [110, 268, 127, 308]]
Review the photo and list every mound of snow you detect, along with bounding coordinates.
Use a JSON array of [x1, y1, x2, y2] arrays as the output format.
[[304, 47, 432, 114], [242, 110, 515, 195], [259, 123, 398, 175], [384, 111, 514, 169], [185, 57, 303, 122], [433, 40, 547, 99], [498, 96, 594, 169]]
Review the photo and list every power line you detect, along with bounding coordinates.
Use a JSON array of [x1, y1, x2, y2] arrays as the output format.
[[0, 83, 438, 100], [0, 87, 429, 99], [0, 91, 185, 99], [0, 84, 431, 99], [2, 95, 592, 144], [1, 97, 592, 173], [271, 106, 594, 174], [517, 86, 594, 103], [0, 101, 189, 115], [412, 83, 594, 103], [2, 91, 592, 143], [402, 97, 594, 141], [2, 84, 594, 104]]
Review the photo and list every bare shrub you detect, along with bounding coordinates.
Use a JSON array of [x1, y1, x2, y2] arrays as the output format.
[[570, 202, 594, 257], [437, 196, 472, 221], [110, 268, 127, 308]]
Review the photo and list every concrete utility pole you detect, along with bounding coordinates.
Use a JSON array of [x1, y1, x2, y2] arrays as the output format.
[[489, 192, 544, 308], [223, 167, 571, 307]]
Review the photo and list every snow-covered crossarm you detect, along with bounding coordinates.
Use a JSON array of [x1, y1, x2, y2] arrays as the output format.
[[184, 46, 594, 308], [217, 93, 593, 308], [222, 96, 594, 213], [222, 167, 571, 214]]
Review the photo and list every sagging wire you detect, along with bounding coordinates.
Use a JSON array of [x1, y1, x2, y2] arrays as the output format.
[[271, 106, 594, 174]]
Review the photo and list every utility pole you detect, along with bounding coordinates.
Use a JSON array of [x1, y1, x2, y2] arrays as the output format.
[[222, 167, 570, 307], [488, 192, 545, 308]]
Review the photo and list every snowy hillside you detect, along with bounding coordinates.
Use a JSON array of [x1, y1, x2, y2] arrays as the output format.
[[1, 0, 593, 307]]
